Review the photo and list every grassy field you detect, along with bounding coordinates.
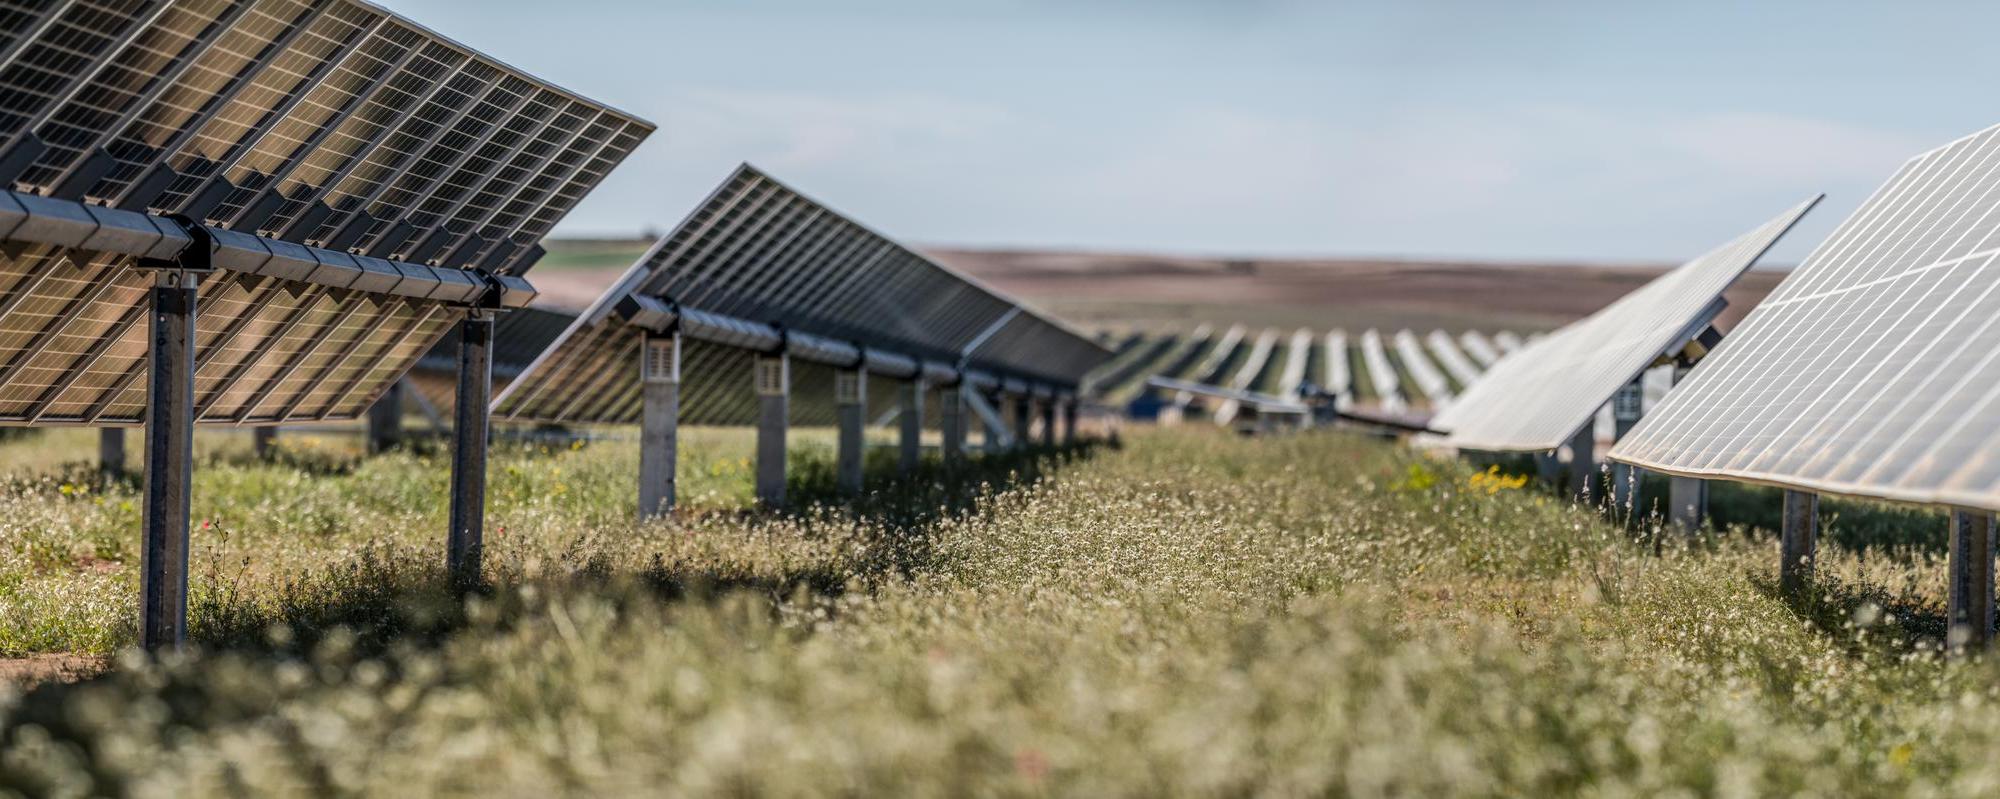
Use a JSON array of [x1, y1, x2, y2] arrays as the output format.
[[2, 426, 1998, 795]]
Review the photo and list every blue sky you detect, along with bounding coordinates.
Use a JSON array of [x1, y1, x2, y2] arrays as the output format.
[[397, 0, 1999, 264]]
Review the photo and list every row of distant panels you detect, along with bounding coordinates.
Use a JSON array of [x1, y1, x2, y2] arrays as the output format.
[[404, 308, 1039, 429], [1088, 326, 1529, 410]]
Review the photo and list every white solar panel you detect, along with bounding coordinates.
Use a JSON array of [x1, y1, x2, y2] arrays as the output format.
[[1279, 327, 1311, 399], [1612, 124, 2000, 511], [495, 165, 1108, 426], [1213, 327, 1277, 424], [1432, 198, 1817, 452], [1322, 330, 1351, 402], [1358, 329, 1403, 412], [1171, 323, 1245, 413], [1426, 329, 1484, 388], [1459, 331, 1501, 367], [1393, 329, 1451, 407]]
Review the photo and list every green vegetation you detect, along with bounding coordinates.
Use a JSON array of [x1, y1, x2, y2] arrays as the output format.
[[1347, 343, 1377, 403], [534, 238, 654, 271], [1248, 334, 1288, 395], [1426, 337, 1468, 394], [1382, 345, 1430, 410], [1303, 337, 1328, 389], [2, 427, 1997, 795]]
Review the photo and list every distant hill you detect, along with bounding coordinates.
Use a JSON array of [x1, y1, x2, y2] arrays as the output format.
[[527, 239, 1785, 335], [930, 249, 1784, 335]]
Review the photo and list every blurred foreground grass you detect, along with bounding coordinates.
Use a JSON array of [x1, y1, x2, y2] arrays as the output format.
[[2, 426, 1999, 795]]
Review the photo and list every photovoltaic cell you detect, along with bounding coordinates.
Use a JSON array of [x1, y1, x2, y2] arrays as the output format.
[[1434, 198, 1817, 452], [0, 0, 652, 425], [1612, 124, 2000, 511], [495, 164, 1108, 426]]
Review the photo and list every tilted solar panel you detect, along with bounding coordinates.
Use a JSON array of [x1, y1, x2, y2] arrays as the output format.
[[1358, 329, 1402, 411], [1611, 124, 2000, 511], [1433, 198, 1817, 452], [494, 164, 1109, 426], [1321, 330, 1350, 402], [0, 0, 653, 425], [1277, 328, 1310, 399], [1392, 329, 1451, 406], [1458, 331, 1500, 368], [1426, 330, 1482, 389]]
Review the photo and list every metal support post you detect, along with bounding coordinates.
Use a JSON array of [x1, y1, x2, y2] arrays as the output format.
[[140, 270, 199, 651], [835, 367, 866, 495], [755, 352, 789, 507], [1667, 366, 1707, 533], [1609, 379, 1642, 514], [99, 428, 126, 479], [1779, 490, 1817, 594], [1012, 395, 1031, 450], [638, 333, 680, 518], [1040, 397, 1056, 446], [986, 392, 1008, 454], [1061, 398, 1078, 444], [366, 378, 404, 454], [940, 386, 965, 461], [1949, 509, 1996, 650], [252, 425, 277, 458], [899, 376, 924, 475], [1564, 424, 1595, 502], [1535, 451, 1561, 486], [447, 312, 494, 584], [1668, 477, 1708, 534]]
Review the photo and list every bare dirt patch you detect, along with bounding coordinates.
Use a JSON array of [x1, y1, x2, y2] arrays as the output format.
[[1, 654, 108, 688]]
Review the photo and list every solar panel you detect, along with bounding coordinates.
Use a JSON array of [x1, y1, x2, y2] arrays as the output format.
[[1212, 327, 1276, 424], [1167, 323, 1243, 415], [1459, 331, 1501, 367], [1145, 375, 1308, 417], [1611, 124, 2000, 511], [1426, 330, 1483, 389], [1392, 328, 1451, 407], [494, 164, 1109, 428], [1278, 328, 1311, 399], [1358, 329, 1403, 412], [1086, 333, 1178, 403], [1321, 330, 1351, 403], [1431, 198, 1817, 452], [0, 0, 653, 426]]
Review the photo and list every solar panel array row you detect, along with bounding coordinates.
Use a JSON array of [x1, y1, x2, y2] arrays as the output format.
[[494, 164, 1109, 427], [1431, 199, 1817, 453], [1100, 324, 1518, 420], [1613, 124, 2000, 511], [0, 0, 652, 426]]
